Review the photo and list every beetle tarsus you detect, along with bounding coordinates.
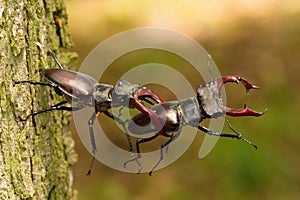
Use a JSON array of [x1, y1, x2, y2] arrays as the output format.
[[123, 153, 142, 174], [17, 100, 74, 122], [86, 156, 95, 176], [226, 118, 258, 149], [148, 133, 180, 176]]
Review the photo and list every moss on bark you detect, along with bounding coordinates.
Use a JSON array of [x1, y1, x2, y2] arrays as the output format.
[[0, 0, 77, 199]]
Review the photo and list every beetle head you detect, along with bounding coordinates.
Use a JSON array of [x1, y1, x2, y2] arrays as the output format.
[[197, 76, 266, 118]]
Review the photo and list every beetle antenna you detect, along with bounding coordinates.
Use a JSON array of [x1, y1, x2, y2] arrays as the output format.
[[225, 118, 257, 149], [207, 54, 214, 81], [48, 49, 64, 69]]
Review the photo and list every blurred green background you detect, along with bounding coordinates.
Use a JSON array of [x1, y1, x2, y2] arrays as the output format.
[[64, 0, 300, 199]]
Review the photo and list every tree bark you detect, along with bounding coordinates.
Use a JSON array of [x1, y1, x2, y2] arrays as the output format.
[[0, 0, 77, 199]]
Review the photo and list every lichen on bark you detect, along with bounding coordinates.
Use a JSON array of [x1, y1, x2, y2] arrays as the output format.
[[0, 0, 78, 199]]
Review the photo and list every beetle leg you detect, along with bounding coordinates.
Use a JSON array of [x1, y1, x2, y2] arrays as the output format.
[[225, 118, 258, 149], [87, 110, 130, 176], [86, 111, 99, 176], [215, 76, 266, 117], [136, 87, 164, 104], [149, 131, 181, 176], [198, 125, 257, 149], [14, 80, 65, 96], [123, 133, 160, 173], [19, 101, 83, 122], [103, 110, 134, 153], [14, 80, 57, 88]]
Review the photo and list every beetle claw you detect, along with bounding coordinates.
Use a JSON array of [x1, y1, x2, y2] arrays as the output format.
[[235, 76, 260, 94], [215, 76, 266, 117], [136, 87, 164, 104], [223, 104, 267, 117], [216, 75, 260, 95]]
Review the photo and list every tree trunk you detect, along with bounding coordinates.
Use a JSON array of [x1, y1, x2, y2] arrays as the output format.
[[0, 0, 78, 199]]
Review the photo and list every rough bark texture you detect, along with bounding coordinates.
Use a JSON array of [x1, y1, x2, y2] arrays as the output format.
[[0, 0, 78, 199]]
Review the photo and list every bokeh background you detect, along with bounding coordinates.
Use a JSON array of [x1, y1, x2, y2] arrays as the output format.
[[64, 0, 300, 199]]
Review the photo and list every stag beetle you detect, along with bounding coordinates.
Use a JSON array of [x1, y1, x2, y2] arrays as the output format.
[[125, 76, 267, 175], [15, 50, 165, 175]]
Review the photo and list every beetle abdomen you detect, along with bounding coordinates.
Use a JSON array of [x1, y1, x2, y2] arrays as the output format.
[[128, 102, 180, 136], [43, 69, 97, 99]]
